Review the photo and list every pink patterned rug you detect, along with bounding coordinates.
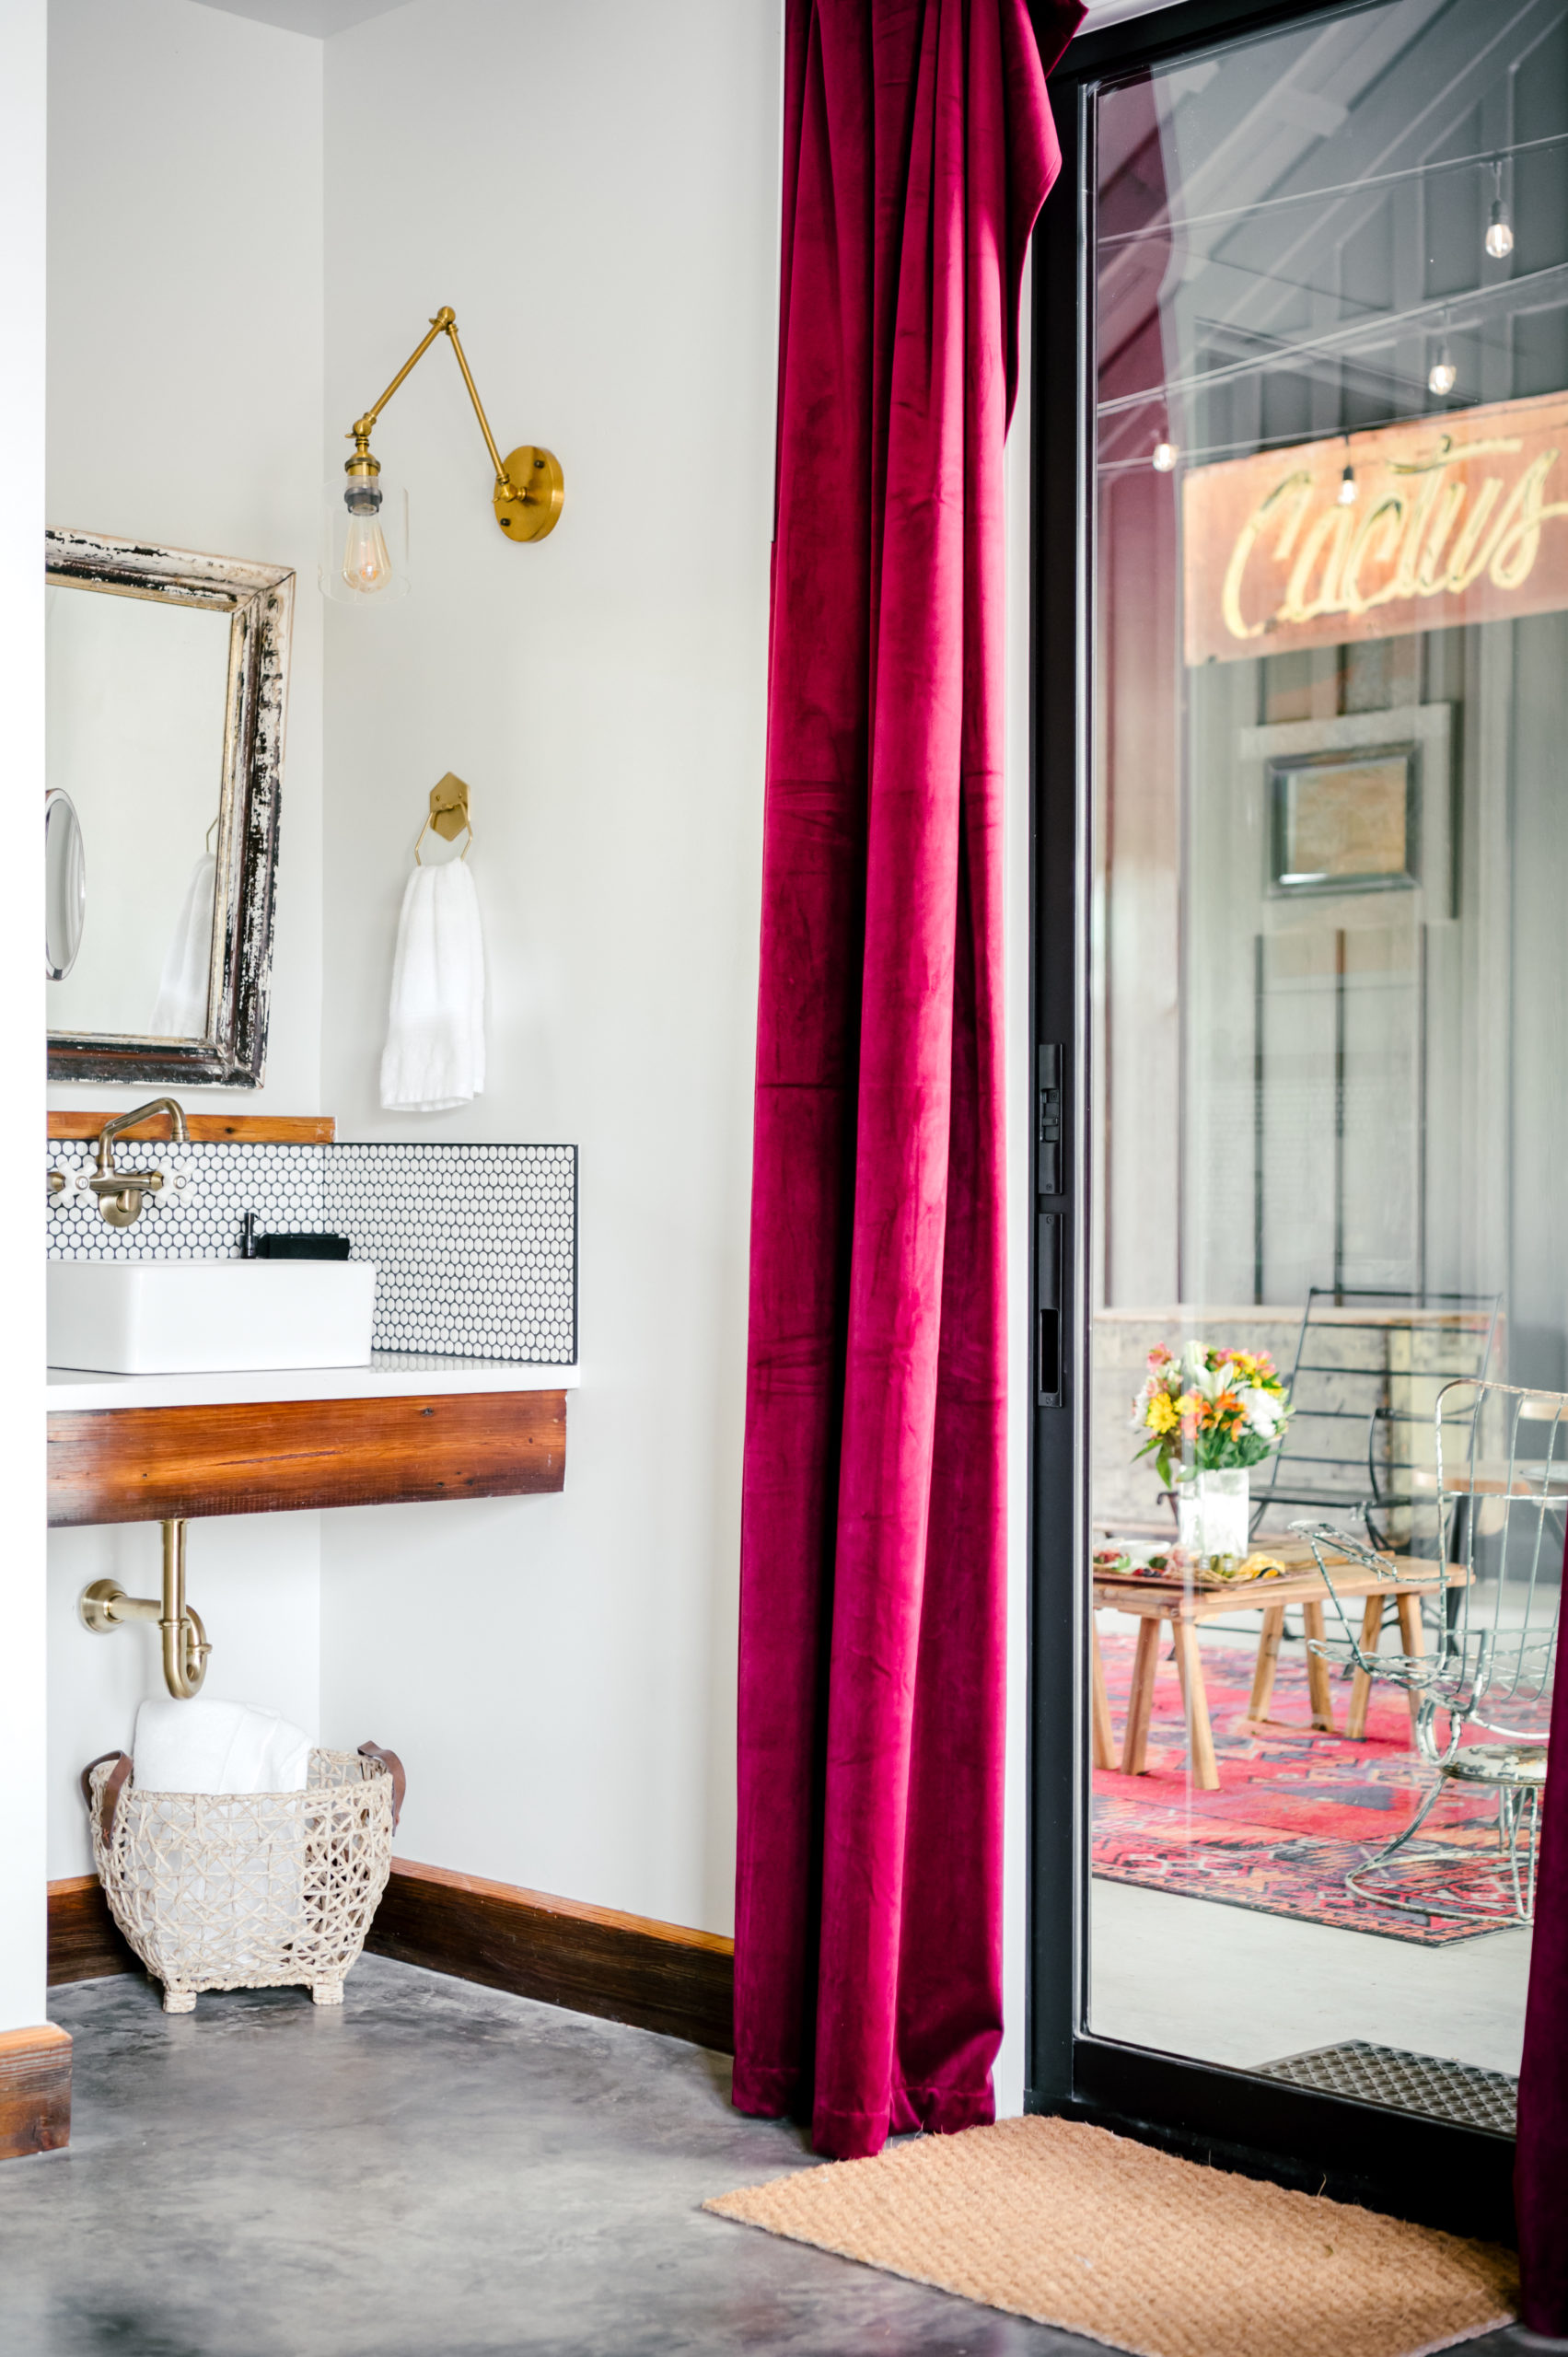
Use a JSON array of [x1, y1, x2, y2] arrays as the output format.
[[1093, 1628, 1527, 1945]]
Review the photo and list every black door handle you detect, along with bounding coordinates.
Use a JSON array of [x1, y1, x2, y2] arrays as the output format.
[[1038, 1210, 1063, 1408]]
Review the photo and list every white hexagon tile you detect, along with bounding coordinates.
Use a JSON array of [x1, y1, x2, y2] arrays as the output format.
[[45, 1139, 576, 1364]]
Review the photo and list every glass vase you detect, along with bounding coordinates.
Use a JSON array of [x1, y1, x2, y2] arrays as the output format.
[[1176, 1468, 1250, 1565]]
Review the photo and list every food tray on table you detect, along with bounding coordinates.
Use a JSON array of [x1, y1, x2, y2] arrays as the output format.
[[1092, 1543, 1297, 1590]]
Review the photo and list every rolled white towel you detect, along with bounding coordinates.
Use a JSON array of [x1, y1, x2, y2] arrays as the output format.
[[150, 852, 217, 1038], [133, 1697, 311, 1794], [379, 856, 486, 1112]]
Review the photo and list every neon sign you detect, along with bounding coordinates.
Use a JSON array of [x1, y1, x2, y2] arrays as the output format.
[[1181, 393, 1568, 665]]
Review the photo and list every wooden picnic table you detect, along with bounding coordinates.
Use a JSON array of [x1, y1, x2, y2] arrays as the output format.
[[1090, 1545, 1462, 1794]]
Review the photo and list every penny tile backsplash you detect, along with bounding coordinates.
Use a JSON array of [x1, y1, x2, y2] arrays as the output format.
[[46, 1139, 577, 1364]]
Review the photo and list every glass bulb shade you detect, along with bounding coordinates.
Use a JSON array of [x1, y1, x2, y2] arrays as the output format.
[[319, 475, 409, 603], [343, 510, 393, 594], [1486, 203, 1515, 260], [1429, 355, 1458, 396], [1151, 440, 1179, 473]]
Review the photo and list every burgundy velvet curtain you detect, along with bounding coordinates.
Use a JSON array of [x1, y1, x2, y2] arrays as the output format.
[[734, 0, 1078, 2163], [1516, 1519, 1568, 2337]]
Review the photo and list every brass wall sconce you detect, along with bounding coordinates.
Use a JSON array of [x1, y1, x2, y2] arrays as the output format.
[[81, 1519, 212, 1700], [322, 306, 563, 601]]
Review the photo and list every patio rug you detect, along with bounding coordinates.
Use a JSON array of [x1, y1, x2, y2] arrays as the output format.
[[1093, 1631, 1524, 1946], [705, 2114, 1517, 2357]]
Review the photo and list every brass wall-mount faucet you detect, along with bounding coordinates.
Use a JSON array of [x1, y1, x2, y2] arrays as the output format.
[[87, 1096, 188, 1227]]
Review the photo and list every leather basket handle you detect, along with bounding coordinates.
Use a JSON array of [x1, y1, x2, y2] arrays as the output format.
[[357, 1742, 406, 1830], [81, 1751, 134, 1851]]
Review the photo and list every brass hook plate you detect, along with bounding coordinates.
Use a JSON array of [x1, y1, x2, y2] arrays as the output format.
[[495, 446, 564, 540], [414, 772, 473, 865]]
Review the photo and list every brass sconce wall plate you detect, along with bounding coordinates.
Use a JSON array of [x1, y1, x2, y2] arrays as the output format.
[[495, 447, 564, 540]]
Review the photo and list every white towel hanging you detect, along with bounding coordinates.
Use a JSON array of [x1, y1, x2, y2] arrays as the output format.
[[150, 852, 216, 1038], [379, 854, 486, 1112]]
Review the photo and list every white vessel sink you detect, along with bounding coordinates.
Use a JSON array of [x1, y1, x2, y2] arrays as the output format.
[[48, 1259, 377, 1375]]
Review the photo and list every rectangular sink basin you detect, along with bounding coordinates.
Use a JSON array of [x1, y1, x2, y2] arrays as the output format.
[[48, 1259, 377, 1375]]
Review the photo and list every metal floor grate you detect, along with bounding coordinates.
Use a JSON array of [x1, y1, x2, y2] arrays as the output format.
[[1257, 2039, 1516, 2135]]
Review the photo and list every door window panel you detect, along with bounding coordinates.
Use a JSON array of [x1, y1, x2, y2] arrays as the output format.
[[1088, 0, 1568, 2131]]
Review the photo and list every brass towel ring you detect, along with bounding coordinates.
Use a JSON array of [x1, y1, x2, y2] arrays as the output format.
[[413, 771, 473, 864]]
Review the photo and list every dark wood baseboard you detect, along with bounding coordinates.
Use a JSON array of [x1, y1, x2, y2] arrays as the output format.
[[368, 1859, 736, 2053], [48, 1875, 141, 1986], [48, 1863, 735, 2057], [0, 2025, 72, 2159]]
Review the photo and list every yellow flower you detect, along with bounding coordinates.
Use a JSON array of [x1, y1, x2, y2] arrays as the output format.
[[1144, 1392, 1179, 1434]]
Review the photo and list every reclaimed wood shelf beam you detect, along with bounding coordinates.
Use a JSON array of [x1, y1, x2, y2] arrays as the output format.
[[47, 1390, 566, 1526], [48, 1110, 335, 1144]]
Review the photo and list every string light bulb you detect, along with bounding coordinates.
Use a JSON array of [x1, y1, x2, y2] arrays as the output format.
[[1337, 464, 1357, 506], [1486, 160, 1515, 260], [1151, 441, 1179, 473], [1429, 314, 1458, 398]]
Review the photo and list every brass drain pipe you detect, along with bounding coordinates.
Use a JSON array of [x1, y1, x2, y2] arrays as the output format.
[[80, 1519, 212, 1698]]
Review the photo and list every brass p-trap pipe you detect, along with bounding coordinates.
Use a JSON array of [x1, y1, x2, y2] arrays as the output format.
[[79, 1518, 212, 1699]]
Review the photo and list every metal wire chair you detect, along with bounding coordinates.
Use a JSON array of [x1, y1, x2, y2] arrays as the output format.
[[1292, 1378, 1566, 1926], [1250, 1287, 1500, 1552]]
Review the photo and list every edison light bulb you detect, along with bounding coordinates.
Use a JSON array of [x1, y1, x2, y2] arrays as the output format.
[[1151, 441, 1178, 473], [342, 510, 392, 594], [341, 481, 392, 595], [1429, 351, 1458, 396], [1337, 465, 1357, 505], [1486, 202, 1515, 260]]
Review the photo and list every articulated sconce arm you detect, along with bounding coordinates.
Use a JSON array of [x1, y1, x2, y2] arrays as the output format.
[[345, 306, 563, 542]]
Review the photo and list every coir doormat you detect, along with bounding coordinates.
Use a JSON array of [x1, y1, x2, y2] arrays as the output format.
[[705, 2115, 1516, 2357]]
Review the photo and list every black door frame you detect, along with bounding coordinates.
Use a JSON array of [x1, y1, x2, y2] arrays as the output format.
[[1024, 0, 1517, 2243]]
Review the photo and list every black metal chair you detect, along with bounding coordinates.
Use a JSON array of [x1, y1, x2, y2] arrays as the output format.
[[1249, 1286, 1501, 1552]]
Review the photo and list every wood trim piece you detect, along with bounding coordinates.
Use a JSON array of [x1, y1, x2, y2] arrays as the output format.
[[0, 2025, 72, 2160], [368, 1858, 735, 2053], [48, 1875, 140, 1987], [48, 1389, 567, 1526], [49, 1111, 335, 1144]]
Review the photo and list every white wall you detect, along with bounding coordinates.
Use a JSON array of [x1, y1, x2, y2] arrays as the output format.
[[0, 0, 50, 2035], [44, 0, 326, 1877], [46, 0, 324, 1116], [316, 0, 779, 1934], [28, 0, 1043, 2103]]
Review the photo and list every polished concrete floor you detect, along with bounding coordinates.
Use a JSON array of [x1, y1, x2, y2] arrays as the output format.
[[1093, 1881, 1533, 2078], [0, 1959, 1530, 2357]]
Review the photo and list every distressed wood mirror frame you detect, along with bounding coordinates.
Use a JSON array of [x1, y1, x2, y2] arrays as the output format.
[[46, 528, 295, 1087]]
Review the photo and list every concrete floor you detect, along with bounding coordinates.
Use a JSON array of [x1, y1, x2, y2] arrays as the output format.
[[1093, 1882, 1533, 2078], [0, 1959, 1529, 2357]]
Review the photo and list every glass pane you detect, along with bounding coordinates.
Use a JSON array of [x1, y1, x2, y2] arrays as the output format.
[[1088, 0, 1568, 2135]]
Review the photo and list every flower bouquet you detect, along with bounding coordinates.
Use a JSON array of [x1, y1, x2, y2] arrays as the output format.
[[1132, 1341, 1292, 1571]]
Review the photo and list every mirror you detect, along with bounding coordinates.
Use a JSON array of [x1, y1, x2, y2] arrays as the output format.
[[45, 528, 295, 1088], [44, 788, 86, 981]]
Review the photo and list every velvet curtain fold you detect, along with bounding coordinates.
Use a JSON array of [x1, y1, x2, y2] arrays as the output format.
[[1515, 1518, 1568, 2338], [734, 0, 1078, 2163]]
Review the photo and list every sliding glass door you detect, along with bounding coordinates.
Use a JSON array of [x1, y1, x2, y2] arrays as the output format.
[[1031, 0, 1567, 2225]]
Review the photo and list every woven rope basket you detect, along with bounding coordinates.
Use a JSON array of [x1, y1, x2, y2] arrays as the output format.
[[84, 1744, 403, 2014]]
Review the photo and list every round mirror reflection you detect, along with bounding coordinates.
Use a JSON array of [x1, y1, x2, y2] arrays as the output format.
[[45, 787, 87, 981]]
